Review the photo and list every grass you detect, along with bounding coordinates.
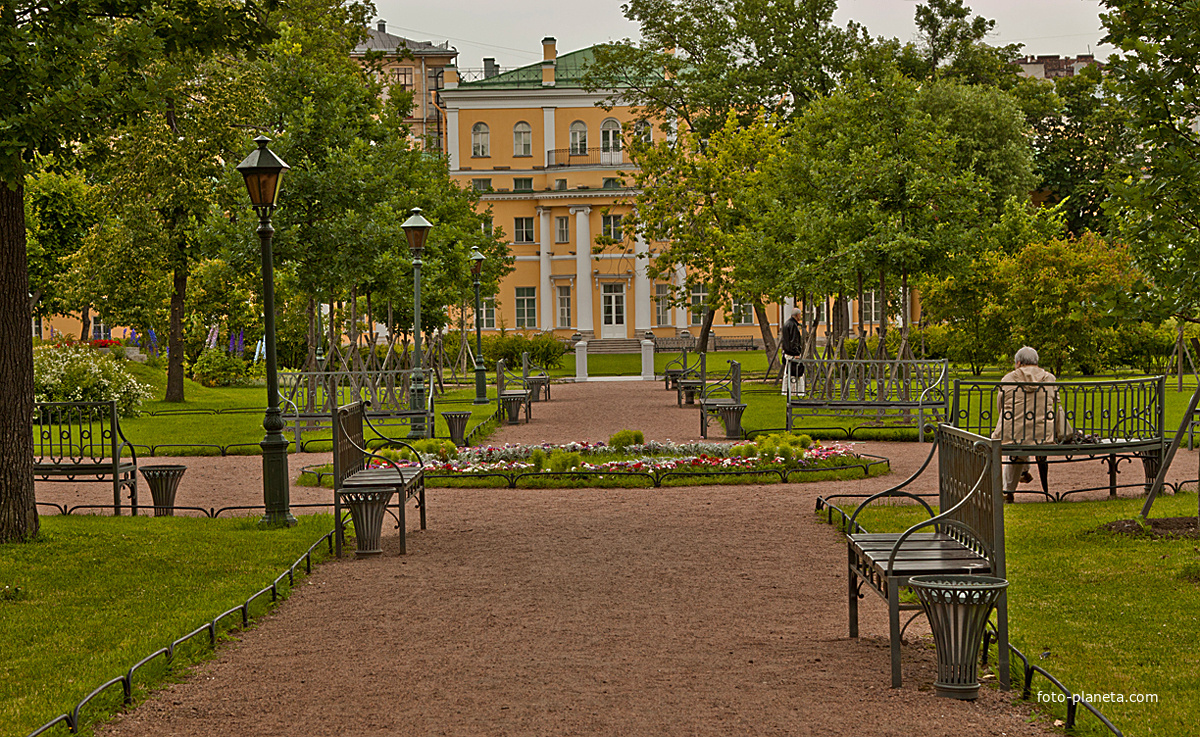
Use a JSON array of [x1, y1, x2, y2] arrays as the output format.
[[116, 363, 499, 456], [844, 492, 1200, 736], [0, 514, 334, 737]]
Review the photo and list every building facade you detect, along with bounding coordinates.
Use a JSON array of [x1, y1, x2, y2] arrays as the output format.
[[352, 20, 457, 152]]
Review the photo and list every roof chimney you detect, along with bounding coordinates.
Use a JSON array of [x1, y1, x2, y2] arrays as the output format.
[[542, 37, 557, 87], [444, 65, 458, 89], [377, 19, 386, 33], [484, 57, 499, 78], [542, 37, 557, 61]]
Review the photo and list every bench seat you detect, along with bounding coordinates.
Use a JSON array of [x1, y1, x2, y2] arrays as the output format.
[[35, 461, 137, 477]]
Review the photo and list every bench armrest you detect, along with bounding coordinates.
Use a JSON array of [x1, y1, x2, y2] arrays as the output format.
[[847, 437, 939, 530], [360, 402, 427, 471], [113, 420, 139, 466]]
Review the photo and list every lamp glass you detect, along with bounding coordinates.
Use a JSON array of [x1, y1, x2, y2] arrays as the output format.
[[402, 208, 433, 252], [470, 247, 485, 276]]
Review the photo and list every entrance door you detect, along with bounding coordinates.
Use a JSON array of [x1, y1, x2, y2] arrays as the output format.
[[601, 283, 626, 338]]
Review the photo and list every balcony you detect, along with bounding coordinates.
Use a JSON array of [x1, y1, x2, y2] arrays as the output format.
[[546, 146, 627, 168]]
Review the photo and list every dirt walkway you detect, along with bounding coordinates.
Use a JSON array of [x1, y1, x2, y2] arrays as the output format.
[[74, 381, 1197, 736]]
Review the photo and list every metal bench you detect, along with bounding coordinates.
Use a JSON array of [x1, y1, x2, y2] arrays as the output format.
[[952, 376, 1166, 500], [33, 401, 139, 515], [786, 357, 949, 442], [521, 351, 551, 402], [846, 424, 1008, 690], [662, 348, 698, 390], [699, 360, 744, 438], [676, 352, 708, 406], [654, 336, 698, 354], [281, 368, 436, 450], [333, 401, 426, 556], [497, 359, 532, 424], [714, 335, 757, 351]]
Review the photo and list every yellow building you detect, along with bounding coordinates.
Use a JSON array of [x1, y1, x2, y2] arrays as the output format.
[[353, 20, 457, 152], [439, 38, 916, 348]]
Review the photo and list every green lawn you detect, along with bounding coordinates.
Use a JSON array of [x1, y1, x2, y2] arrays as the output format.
[[846, 492, 1200, 736], [0, 514, 333, 736], [119, 363, 499, 456]]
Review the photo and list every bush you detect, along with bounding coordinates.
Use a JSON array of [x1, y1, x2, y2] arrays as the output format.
[[608, 429, 645, 450], [482, 332, 568, 370], [547, 450, 582, 473], [191, 349, 248, 387], [33, 344, 152, 417], [108, 344, 127, 360]]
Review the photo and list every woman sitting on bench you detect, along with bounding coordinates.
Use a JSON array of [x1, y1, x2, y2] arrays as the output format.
[[991, 346, 1071, 502]]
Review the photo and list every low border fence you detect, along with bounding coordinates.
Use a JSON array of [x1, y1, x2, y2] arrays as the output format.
[[24, 527, 335, 737]]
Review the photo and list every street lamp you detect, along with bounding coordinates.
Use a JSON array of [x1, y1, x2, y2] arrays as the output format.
[[470, 246, 487, 404], [403, 208, 433, 437], [237, 135, 295, 528]]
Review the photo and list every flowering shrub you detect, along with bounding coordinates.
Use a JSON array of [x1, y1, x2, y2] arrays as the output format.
[[33, 344, 153, 417], [191, 349, 248, 387], [89, 339, 121, 349]]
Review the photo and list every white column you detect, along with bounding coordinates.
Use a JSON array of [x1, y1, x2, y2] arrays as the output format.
[[575, 340, 588, 381], [538, 207, 553, 330], [674, 264, 688, 330], [572, 206, 593, 335], [641, 337, 655, 380], [543, 106, 556, 167], [634, 234, 651, 332], [783, 297, 795, 327], [446, 108, 460, 169]]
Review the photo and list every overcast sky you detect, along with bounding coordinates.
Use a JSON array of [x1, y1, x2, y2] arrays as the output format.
[[371, 0, 1113, 72]]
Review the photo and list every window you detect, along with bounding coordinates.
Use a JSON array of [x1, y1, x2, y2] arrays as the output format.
[[32, 315, 43, 340], [601, 214, 623, 241], [806, 301, 827, 325], [481, 217, 493, 236], [555, 216, 570, 243], [514, 217, 535, 243], [513, 122, 532, 157], [690, 284, 708, 326], [557, 285, 572, 327], [427, 66, 443, 91], [471, 122, 490, 157], [655, 284, 672, 327], [476, 297, 495, 329], [601, 119, 622, 152], [635, 120, 652, 143], [727, 302, 754, 325], [860, 291, 882, 324], [472, 178, 492, 192], [91, 316, 111, 341], [569, 121, 588, 155], [393, 67, 414, 90], [602, 177, 621, 189], [515, 287, 537, 328], [555, 178, 567, 191], [513, 177, 533, 191]]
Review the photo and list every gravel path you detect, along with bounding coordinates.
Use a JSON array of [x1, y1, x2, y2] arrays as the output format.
[[46, 380, 1197, 736]]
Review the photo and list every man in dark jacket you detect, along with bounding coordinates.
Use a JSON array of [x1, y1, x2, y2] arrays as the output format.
[[780, 308, 804, 396]]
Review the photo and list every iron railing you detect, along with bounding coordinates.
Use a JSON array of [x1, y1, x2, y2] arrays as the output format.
[[545, 146, 627, 168]]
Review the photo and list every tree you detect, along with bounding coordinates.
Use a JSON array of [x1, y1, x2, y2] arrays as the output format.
[[0, 0, 274, 542], [24, 169, 97, 326], [902, 0, 1022, 87], [1101, 0, 1200, 325]]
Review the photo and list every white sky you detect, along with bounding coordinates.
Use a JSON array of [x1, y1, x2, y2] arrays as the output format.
[[372, 0, 1114, 71]]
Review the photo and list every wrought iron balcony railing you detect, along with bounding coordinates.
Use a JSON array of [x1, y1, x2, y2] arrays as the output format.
[[546, 146, 626, 168]]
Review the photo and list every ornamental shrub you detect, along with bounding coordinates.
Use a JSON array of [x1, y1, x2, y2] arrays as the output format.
[[547, 450, 582, 473], [608, 429, 645, 450], [191, 349, 248, 387], [33, 344, 152, 417]]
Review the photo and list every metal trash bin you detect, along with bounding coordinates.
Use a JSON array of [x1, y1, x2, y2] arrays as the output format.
[[139, 465, 187, 517], [909, 575, 1009, 700], [717, 404, 747, 439], [442, 411, 472, 446], [501, 394, 525, 425], [340, 487, 395, 558]]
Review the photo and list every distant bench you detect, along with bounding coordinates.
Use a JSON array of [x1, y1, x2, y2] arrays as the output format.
[[786, 357, 950, 442], [713, 335, 757, 351], [33, 401, 139, 515], [951, 375, 1166, 500]]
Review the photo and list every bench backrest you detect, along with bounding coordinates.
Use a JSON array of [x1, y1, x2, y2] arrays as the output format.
[[332, 401, 367, 489], [801, 358, 949, 406], [702, 360, 741, 402], [521, 351, 547, 380], [281, 368, 431, 417], [936, 424, 1004, 577], [33, 401, 129, 466], [953, 376, 1165, 446]]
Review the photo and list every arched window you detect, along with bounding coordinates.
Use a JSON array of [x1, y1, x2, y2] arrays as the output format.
[[635, 120, 652, 143], [513, 121, 532, 157], [569, 121, 588, 155], [472, 122, 490, 157], [601, 119, 622, 152]]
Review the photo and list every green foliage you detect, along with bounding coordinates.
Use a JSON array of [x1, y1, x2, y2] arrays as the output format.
[[190, 349, 248, 388], [482, 332, 566, 369], [32, 344, 152, 417], [529, 448, 547, 472], [1111, 322, 1177, 376], [547, 451, 583, 473], [23, 168, 96, 319], [608, 429, 645, 450], [379, 438, 459, 463]]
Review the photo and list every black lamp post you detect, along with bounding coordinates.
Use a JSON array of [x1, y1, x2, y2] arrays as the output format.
[[470, 246, 487, 404], [403, 208, 433, 437], [237, 135, 295, 528]]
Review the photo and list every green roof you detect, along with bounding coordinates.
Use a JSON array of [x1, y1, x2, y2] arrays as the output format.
[[459, 47, 596, 90]]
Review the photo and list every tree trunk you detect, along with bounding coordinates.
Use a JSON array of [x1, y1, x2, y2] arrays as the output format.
[[752, 300, 779, 373], [696, 306, 716, 354], [164, 257, 187, 402], [0, 177, 38, 542], [80, 304, 91, 340]]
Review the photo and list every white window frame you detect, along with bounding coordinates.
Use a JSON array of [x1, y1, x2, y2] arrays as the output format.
[[690, 284, 708, 326], [635, 120, 652, 143], [601, 214, 623, 241], [471, 122, 490, 157], [654, 284, 672, 327], [569, 121, 588, 155], [514, 217, 535, 244], [601, 119, 622, 152], [557, 285, 572, 328], [860, 290, 881, 324], [513, 121, 532, 157], [476, 297, 496, 330], [728, 302, 754, 326], [555, 216, 570, 243], [515, 287, 537, 329], [513, 177, 533, 191], [806, 302, 827, 325]]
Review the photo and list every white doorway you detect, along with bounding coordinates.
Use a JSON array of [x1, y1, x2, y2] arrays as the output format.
[[601, 283, 626, 338], [601, 119, 622, 165]]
